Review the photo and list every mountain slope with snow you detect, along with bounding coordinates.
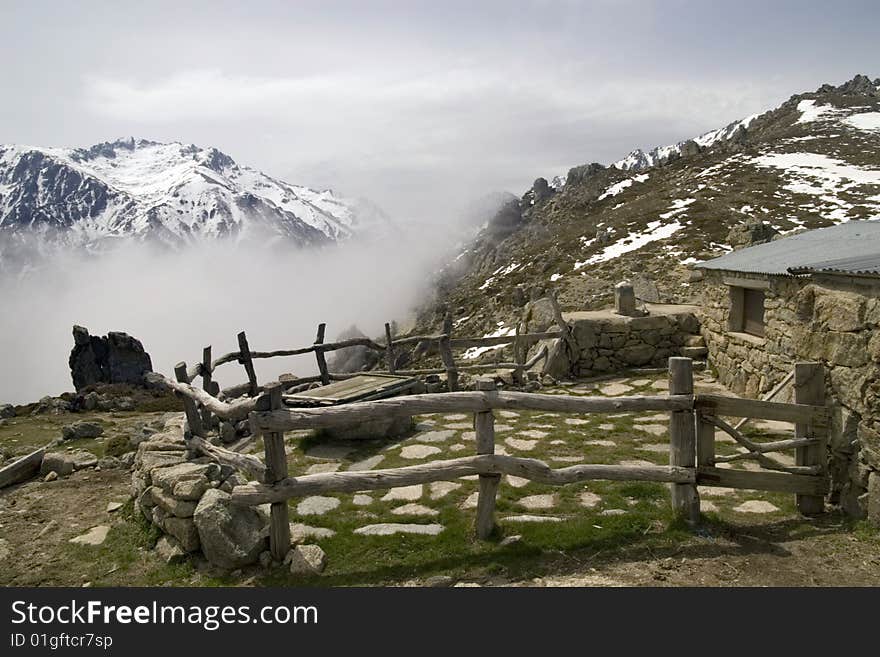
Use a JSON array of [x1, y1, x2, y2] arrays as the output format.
[[426, 74, 880, 337], [0, 138, 387, 266]]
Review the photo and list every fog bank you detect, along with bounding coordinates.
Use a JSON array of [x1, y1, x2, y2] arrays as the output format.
[[0, 235, 451, 405]]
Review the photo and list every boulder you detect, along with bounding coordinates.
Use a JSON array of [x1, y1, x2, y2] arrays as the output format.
[[285, 544, 327, 575], [193, 488, 269, 568], [61, 421, 104, 441], [523, 297, 557, 333], [40, 450, 98, 476], [727, 219, 779, 250], [542, 338, 572, 379], [155, 535, 187, 564], [0, 404, 15, 419], [151, 462, 219, 494], [69, 325, 153, 391]]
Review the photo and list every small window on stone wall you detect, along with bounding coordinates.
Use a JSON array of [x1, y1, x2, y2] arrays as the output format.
[[728, 285, 766, 337]]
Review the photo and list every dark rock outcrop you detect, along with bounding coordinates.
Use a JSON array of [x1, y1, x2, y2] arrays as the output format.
[[69, 325, 153, 391], [727, 219, 780, 250]]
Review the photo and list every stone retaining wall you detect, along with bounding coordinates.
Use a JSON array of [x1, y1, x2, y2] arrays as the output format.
[[541, 304, 705, 379], [699, 270, 880, 522], [130, 415, 272, 567]]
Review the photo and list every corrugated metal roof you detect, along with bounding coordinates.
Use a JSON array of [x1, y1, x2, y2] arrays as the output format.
[[789, 253, 880, 276], [695, 220, 880, 276]]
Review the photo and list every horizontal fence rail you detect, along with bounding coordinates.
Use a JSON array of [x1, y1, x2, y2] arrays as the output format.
[[250, 392, 692, 433], [231, 456, 696, 505]]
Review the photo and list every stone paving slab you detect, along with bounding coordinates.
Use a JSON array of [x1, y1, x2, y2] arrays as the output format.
[[348, 455, 385, 471], [400, 445, 442, 459], [297, 496, 340, 516], [69, 526, 110, 546], [733, 500, 780, 513], [429, 481, 462, 499], [382, 485, 423, 502], [412, 430, 456, 443], [306, 462, 341, 475], [518, 494, 556, 510], [391, 503, 439, 517], [580, 491, 601, 508], [503, 515, 562, 523], [354, 523, 443, 536], [505, 438, 538, 451]]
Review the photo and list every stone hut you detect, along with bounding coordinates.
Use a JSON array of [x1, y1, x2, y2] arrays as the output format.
[[694, 220, 880, 521]]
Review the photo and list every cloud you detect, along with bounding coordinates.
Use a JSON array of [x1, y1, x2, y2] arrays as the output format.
[[0, 234, 453, 405]]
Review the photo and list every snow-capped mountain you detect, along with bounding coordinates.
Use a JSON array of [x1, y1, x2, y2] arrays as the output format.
[[0, 138, 387, 255], [611, 114, 760, 172]]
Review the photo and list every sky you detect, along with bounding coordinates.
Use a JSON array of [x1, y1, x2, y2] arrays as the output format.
[[1, 0, 878, 223]]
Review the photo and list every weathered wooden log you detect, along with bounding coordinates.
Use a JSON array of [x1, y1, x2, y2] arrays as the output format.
[[146, 371, 257, 421], [449, 331, 561, 349], [712, 451, 822, 474], [696, 411, 715, 468], [199, 346, 214, 428], [696, 466, 829, 496], [438, 335, 459, 392], [262, 382, 291, 560], [548, 291, 577, 353], [231, 455, 696, 505], [237, 331, 259, 397], [474, 378, 499, 539], [212, 337, 387, 369], [187, 436, 266, 482], [255, 392, 692, 433], [794, 362, 826, 515], [668, 357, 699, 525], [734, 370, 794, 431], [703, 414, 820, 474], [384, 323, 396, 374], [511, 324, 524, 387], [185, 362, 202, 383], [174, 362, 204, 437], [391, 333, 446, 348], [314, 324, 330, 386], [694, 394, 827, 425], [0, 447, 46, 489]]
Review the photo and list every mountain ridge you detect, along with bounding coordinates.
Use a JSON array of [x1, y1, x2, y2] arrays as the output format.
[[0, 137, 389, 267], [422, 74, 880, 343]]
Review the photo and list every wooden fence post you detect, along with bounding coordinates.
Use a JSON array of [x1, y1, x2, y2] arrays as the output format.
[[174, 362, 203, 438], [474, 377, 500, 539], [794, 362, 826, 515], [511, 322, 525, 386], [384, 323, 396, 374], [314, 323, 330, 386], [263, 382, 291, 560], [548, 290, 578, 355], [237, 331, 259, 397], [439, 336, 459, 392], [668, 357, 699, 525], [200, 346, 214, 427], [696, 411, 715, 469]]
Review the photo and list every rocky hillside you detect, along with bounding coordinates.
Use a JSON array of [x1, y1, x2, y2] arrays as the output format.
[[0, 138, 388, 269], [427, 74, 880, 338]]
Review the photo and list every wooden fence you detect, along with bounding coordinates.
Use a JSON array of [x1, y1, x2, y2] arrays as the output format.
[[173, 356, 826, 561], [171, 296, 571, 404]]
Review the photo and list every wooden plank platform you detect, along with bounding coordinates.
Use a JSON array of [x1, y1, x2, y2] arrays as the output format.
[[284, 373, 418, 407]]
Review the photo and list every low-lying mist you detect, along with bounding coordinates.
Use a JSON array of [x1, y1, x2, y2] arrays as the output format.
[[0, 233, 456, 405]]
